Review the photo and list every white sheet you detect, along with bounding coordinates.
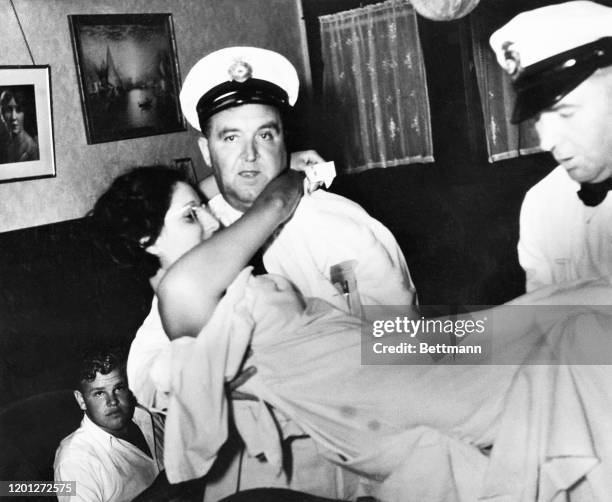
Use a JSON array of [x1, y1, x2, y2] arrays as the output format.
[[164, 269, 612, 501]]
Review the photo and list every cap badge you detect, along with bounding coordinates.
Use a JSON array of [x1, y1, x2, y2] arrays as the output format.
[[502, 41, 522, 78], [228, 60, 253, 83]]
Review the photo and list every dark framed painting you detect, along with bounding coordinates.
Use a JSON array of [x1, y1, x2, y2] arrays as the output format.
[[0, 65, 56, 183], [68, 13, 186, 144], [173, 157, 197, 184]]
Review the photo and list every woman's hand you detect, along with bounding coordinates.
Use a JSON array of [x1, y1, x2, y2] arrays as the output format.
[[290, 149, 325, 171]]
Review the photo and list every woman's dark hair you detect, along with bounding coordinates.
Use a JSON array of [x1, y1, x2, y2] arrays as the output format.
[[1, 86, 37, 136], [88, 166, 187, 277], [0, 88, 26, 109]]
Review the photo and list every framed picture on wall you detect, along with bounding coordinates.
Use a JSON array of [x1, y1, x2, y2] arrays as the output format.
[[68, 13, 186, 144], [172, 157, 197, 184], [0, 65, 56, 183]]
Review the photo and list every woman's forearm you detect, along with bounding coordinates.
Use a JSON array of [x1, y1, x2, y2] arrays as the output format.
[[158, 170, 304, 339]]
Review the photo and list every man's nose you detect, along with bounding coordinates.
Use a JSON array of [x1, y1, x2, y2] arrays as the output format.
[[107, 393, 119, 406], [534, 114, 558, 153], [242, 139, 258, 162]]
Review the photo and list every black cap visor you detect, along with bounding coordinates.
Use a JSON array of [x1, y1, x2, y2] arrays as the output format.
[[512, 37, 612, 123], [196, 78, 289, 129]]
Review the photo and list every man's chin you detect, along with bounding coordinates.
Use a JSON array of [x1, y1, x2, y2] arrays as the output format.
[[227, 192, 261, 212], [105, 416, 131, 430], [106, 408, 131, 421], [566, 169, 591, 184]]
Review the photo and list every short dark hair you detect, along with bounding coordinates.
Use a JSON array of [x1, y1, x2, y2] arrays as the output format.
[[88, 166, 187, 277], [77, 347, 126, 391]]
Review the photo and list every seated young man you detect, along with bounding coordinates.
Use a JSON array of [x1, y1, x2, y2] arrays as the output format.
[[53, 348, 196, 502]]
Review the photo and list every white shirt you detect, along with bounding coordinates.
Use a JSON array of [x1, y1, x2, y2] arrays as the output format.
[[127, 299, 172, 413], [54, 407, 164, 502], [210, 190, 416, 310], [518, 165, 612, 292]]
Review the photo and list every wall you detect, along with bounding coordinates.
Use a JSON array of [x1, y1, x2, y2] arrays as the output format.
[[0, 0, 307, 233]]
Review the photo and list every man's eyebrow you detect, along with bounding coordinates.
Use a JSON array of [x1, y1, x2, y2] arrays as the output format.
[[216, 126, 241, 137], [258, 121, 281, 132], [215, 122, 281, 137]]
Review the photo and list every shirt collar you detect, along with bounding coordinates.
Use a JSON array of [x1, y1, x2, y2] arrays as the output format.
[[81, 413, 117, 450], [80, 406, 152, 451], [207, 194, 244, 226]]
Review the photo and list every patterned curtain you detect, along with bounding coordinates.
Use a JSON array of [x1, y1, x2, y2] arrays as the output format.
[[319, 0, 434, 173], [470, 12, 541, 162]]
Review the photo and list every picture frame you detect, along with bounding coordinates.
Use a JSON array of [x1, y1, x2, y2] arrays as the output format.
[[68, 13, 186, 144], [172, 157, 197, 184], [0, 65, 56, 183]]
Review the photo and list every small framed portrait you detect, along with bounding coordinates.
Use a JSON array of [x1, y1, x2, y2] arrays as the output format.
[[68, 13, 186, 144], [172, 157, 197, 184], [0, 65, 56, 183]]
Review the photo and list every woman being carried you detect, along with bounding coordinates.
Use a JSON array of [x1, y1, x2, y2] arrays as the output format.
[[92, 166, 612, 502]]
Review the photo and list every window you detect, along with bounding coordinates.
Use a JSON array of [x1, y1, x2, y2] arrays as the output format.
[[318, 0, 434, 172], [470, 4, 542, 162]]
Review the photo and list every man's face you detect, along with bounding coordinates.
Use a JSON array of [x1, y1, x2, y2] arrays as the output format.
[[74, 368, 134, 437], [199, 103, 287, 212], [534, 70, 612, 183]]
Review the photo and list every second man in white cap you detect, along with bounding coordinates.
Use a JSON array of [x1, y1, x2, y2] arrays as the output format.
[[490, 1, 612, 292]]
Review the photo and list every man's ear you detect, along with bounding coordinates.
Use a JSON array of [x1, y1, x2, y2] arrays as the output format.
[[198, 136, 212, 167], [74, 390, 87, 411]]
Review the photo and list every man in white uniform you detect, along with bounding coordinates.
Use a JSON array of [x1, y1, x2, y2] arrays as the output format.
[[128, 46, 416, 500], [182, 47, 416, 311], [490, 1, 612, 292]]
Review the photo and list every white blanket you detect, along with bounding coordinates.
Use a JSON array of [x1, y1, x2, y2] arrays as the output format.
[[164, 270, 612, 501]]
